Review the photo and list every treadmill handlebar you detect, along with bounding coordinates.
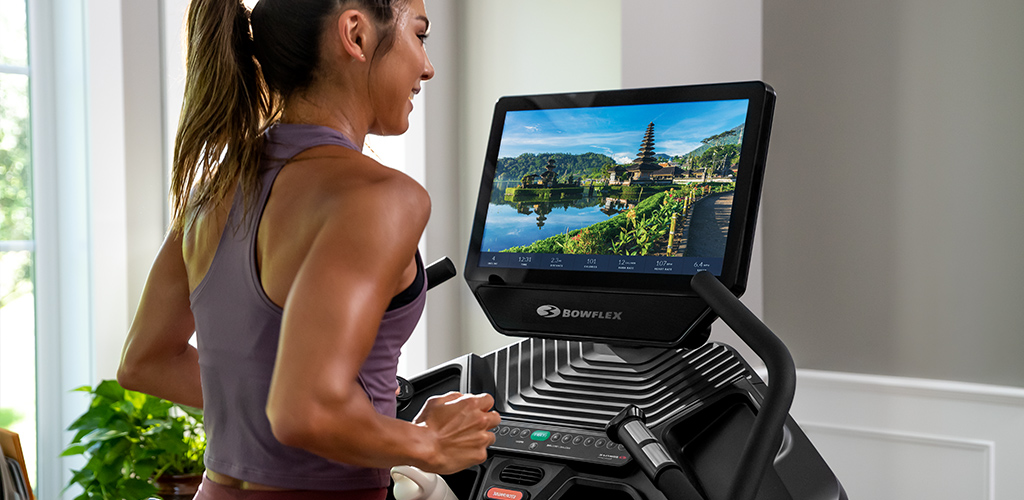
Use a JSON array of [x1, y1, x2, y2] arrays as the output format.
[[425, 257, 457, 291], [691, 270, 797, 500], [606, 406, 675, 482], [606, 405, 703, 498], [605, 273, 797, 500]]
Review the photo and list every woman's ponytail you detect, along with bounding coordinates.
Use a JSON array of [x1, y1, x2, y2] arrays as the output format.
[[169, 0, 278, 233]]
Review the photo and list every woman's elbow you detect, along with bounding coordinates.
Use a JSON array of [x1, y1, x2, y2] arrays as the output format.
[[116, 339, 162, 393], [266, 385, 352, 450], [266, 396, 323, 449], [116, 360, 143, 393]]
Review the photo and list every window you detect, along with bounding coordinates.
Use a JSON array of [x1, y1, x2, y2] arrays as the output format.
[[0, 0, 37, 490]]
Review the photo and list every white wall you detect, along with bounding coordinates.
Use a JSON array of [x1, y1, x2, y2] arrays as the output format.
[[85, 1, 130, 384], [420, 0, 464, 366], [122, 0, 168, 371], [762, 0, 1024, 388], [762, 0, 1024, 496]]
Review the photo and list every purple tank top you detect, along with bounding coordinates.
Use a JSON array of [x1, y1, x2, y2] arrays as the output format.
[[189, 124, 426, 490]]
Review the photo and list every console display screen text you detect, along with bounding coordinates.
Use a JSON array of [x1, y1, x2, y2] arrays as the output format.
[[479, 100, 749, 276]]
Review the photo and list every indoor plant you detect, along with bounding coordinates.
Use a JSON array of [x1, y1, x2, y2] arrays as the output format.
[[62, 380, 205, 499]]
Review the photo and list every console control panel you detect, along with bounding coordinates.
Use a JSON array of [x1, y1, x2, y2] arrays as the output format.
[[488, 420, 631, 466]]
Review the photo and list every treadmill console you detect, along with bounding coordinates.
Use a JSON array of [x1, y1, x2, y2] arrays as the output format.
[[398, 81, 846, 500], [465, 81, 775, 347]]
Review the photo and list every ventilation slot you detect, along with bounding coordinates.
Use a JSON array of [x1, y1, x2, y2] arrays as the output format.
[[499, 464, 545, 486]]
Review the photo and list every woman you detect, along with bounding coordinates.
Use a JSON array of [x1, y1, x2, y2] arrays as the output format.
[[117, 0, 500, 497]]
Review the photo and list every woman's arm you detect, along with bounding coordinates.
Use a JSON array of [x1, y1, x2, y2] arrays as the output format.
[[117, 230, 203, 408], [265, 172, 499, 474]]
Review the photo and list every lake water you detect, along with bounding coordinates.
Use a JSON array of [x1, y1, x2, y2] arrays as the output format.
[[479, 197, 635, 252]]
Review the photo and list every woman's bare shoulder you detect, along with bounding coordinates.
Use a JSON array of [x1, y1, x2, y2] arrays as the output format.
[[273, 145, 430, 231]]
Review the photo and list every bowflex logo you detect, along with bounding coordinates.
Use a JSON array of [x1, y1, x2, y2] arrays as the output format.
[[536, 305, 623, 320]]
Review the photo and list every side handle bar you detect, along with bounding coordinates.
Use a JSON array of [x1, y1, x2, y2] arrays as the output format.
[[425, 257, 457, 291], [691, 270, 796, 500]]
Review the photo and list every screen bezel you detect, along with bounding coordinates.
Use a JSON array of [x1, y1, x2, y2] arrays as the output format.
[[465, 81, 774, 301]]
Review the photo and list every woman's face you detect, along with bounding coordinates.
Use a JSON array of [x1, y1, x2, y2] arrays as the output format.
[[367, 0, 434, 136]]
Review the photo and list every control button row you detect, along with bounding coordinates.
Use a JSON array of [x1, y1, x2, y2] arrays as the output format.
[[495, 426, 533, 438], [492, 426, 626, 450]]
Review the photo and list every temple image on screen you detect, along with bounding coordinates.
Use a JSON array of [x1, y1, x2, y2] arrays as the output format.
[[478, 100, 747, 275]]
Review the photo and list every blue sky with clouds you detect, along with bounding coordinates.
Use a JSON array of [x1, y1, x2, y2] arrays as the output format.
[[497, 99, 749, 164]]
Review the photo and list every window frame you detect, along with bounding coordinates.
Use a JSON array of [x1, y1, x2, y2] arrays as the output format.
[[28, 1, 94, 498]]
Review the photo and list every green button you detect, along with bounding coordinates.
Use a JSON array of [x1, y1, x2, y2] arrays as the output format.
[[530, 430, 551, 441]]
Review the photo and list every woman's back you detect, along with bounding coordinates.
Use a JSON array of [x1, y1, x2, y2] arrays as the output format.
[[184, 135, 425, 305], [186, 124, 427, 490]]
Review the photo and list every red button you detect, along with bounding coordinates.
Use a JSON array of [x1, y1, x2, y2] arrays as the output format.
[[487, 486, 526, 500]]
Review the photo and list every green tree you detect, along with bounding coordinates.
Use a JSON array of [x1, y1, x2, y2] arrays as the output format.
[[497, 152, 615, 183], [0, 77, 33, 308]]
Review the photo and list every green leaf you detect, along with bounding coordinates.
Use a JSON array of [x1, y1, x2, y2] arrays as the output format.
[[95, 380, 125, 402], [125, 390, 148, 412], [68, 467, 95, 485], [107, 416, 136, 434], [68, 405, 115, 432], [120, 477, 158, 500], [81, 428, 130, 443], [112, 400, 139, 416], [142, 420, 171, 433], [96, 462, 124, 484], [133, 460, 157, 482], [103, 439, 132, 465], [140, 396, 173, 418], [61, 445, 88, 457], [72, 427, 92, 443]]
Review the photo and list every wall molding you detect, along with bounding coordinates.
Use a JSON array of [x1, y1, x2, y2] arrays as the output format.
[[791, 369, 1024, 500], [797, 368, 1024, 406], [800, 421, 995, 453]]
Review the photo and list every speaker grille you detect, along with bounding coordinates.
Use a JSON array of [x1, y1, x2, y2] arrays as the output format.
[[499, 464, 545, 486]]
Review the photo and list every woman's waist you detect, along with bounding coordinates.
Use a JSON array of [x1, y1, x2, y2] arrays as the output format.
[[204, 452, 390, 492], [202, 469, 387, 499]]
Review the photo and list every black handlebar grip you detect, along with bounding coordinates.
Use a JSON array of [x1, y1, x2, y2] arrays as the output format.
[[606, 406, 703, 499], [425, 257, 457, 291]]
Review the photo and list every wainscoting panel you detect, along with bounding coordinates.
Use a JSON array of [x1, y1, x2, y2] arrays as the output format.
[[789, 370, 1024, 500]]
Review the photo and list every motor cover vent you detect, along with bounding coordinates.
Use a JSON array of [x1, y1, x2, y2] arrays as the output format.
[[499, 464, 545, 486]]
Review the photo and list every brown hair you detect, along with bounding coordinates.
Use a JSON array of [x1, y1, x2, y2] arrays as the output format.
[[168, 0, 407, 232]]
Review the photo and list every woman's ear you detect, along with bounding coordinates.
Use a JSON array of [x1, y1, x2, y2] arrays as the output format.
[[337, 9, 376, 62]]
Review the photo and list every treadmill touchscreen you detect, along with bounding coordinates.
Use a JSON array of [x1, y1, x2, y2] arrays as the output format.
[[464, 82, 774, 346], [477, 99, 749, 277]]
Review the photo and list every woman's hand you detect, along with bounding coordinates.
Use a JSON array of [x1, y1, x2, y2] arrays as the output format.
[[412, 392, 502, 475]]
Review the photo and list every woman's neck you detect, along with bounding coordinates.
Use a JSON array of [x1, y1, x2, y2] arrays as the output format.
[[279, 90, 370, 148]]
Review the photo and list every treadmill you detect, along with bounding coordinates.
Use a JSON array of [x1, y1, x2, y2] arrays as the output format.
[[398, 81, 847, 500]]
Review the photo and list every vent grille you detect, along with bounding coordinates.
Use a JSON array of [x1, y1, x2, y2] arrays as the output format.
[[489, 340, 747, 428], [499, 464, 545, 486]]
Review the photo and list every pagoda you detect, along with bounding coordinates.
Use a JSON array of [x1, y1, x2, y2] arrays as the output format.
[[634, 122, 660, 168], [616, 122, 661, 183]]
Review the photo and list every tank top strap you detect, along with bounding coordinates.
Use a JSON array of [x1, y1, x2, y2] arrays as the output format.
[[244, 124, 362, 234], [263, 123, 361, 166]]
